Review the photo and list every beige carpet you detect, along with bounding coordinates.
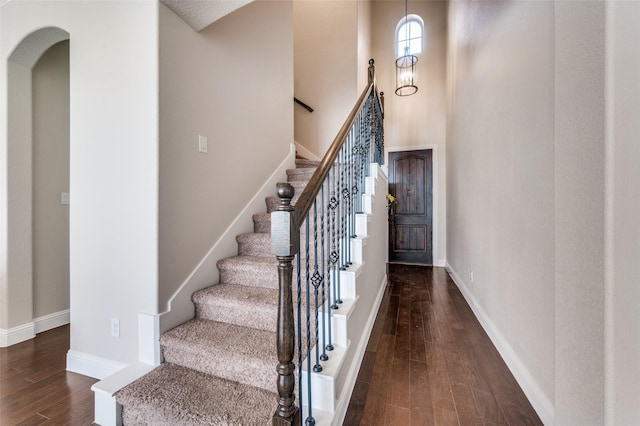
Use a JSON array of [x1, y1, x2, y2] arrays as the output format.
[[116, 159, 319, 425]]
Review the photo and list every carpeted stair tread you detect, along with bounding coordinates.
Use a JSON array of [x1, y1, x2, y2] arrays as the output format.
[[236, 233, 271, 257], [193, 284, 278, 332], [287, 167, 316, 181], [161, 318, 275, 391], [116, 363, 274, 426], [217, 255, 278, 289], [295, 158, 321, 168]]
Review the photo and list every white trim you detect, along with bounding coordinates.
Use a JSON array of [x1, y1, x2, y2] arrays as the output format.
[[333, 274, 387, 426], [386, 145, 443, 266], [434, 259, 446, 267], [34, 309, 70, 334], [66, 349, 127, 380], [138, 312, 161, 366], [0, 322, 35, 347], [446, 262, 554, 426], [294, 141, 321, 161], [92, 362, 157, 426]]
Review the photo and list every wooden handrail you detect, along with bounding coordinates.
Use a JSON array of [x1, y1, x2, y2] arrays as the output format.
[[293, 59, 379, 227], [294, 97, 314, 113]]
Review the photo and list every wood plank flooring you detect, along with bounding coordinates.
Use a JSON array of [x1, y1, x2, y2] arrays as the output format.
[[0, 265, 542, 425], [344, 264, 543, 426], [0, 325, 97, 425]]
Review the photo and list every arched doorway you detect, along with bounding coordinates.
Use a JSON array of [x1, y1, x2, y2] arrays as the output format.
[[2, 27, 70, 346]]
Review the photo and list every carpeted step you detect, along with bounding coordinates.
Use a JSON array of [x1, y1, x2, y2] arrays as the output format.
[[287, 167, 316, 181], [193, 283, 316, 332], [217, 255, 278, 289], [216, 255, 325, 299], [253, 213, 271, 233], [161, 318, 276, 392], [295, 158, 321, 168], [237, 233, 271, 257], [193, 284, 278, 332], [116, 363, 274, 426]]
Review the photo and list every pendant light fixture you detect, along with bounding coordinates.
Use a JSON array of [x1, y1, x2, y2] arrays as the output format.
[[395, 0, 418, 96]]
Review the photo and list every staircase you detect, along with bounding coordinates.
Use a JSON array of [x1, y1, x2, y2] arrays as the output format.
[[116, 158, 318, 425]]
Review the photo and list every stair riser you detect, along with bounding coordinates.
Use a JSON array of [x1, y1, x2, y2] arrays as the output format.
[[196, 302, 277, 332], [253, 214, 270, 233], [287, 168, 316, 181], [237, 236, 271, 257], [219, 264, 279, 289], [161, 344, 276, 393]]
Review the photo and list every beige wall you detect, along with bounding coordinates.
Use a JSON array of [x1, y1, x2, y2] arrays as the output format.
[[32, 40, 70, 319], [447, 0, 555, 422], [554, 2, 606, 424], [372, 1, 447, 266], [158, 1, 293, 312], [608, 1, 640, 423], [447, 1, 620, 424], [2, 0, 159, 367], [293, 0, 360, 158]]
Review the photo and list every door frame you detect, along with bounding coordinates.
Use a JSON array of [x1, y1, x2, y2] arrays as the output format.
[[386, 145, 441, 266]]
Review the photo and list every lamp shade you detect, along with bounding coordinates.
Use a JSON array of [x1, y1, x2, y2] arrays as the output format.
[[395, 48, 418, 96]]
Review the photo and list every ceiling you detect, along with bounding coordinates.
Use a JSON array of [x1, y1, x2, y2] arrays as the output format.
[[161, 0, 255, 32]]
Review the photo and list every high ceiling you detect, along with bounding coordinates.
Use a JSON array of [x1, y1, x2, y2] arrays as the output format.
[[161, 0, 254, 32]]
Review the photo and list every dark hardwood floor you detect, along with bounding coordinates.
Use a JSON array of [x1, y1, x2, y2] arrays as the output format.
[[0, 266, 541, 425], [0, 325, 97, 425], [344, 264, 543, 425]]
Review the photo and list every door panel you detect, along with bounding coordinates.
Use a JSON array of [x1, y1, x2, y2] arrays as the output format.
[[389, 150, 432, 265]]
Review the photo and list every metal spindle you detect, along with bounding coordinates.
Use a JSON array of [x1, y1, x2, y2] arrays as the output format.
[[312, 200, 322, 373], [330, 161, 339, 311], [320, 182, 329, 362], [304, 215, 314, 426]]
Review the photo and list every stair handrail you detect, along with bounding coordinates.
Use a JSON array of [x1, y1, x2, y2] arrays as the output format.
[[294, 81, 377, 225], [294, 97, 314, 113], [272, 58, 384, 426]]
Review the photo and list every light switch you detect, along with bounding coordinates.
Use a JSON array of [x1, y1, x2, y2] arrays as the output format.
[[61, 192, 70, 205], [198, 135, 208, 153]]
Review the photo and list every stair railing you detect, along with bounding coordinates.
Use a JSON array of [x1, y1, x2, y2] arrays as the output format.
[[271, 59, 384, 426]]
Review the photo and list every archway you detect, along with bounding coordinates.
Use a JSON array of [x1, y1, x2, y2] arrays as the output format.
[[2, 27, 70, 346]]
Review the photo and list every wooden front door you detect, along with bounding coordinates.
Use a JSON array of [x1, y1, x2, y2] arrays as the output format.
[[388, 149, 433, 265]]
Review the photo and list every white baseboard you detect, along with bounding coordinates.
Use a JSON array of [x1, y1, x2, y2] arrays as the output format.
[[445, 262, 554, 426], [67, 349, 128, 380], [332, 274, 387, 426], [0, 309, 71, 347], [0, 322, 35, 347], [34, 309, 70, 333], [434, 259, 446, 267]]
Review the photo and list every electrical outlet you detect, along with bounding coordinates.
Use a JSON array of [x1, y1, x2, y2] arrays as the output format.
[[469, 270, 474, 282], [111, 318, 120, 338]]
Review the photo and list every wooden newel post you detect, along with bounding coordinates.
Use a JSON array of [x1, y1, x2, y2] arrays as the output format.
[[368, 58, 375, 85], [271, 183, 300, 426]]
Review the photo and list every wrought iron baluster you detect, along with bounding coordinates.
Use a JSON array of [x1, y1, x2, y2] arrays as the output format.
[[312, 200, 322, 373], [304, 215, 314, 426], [320, 182, 329, 362], [330, 162, 339, 311]]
